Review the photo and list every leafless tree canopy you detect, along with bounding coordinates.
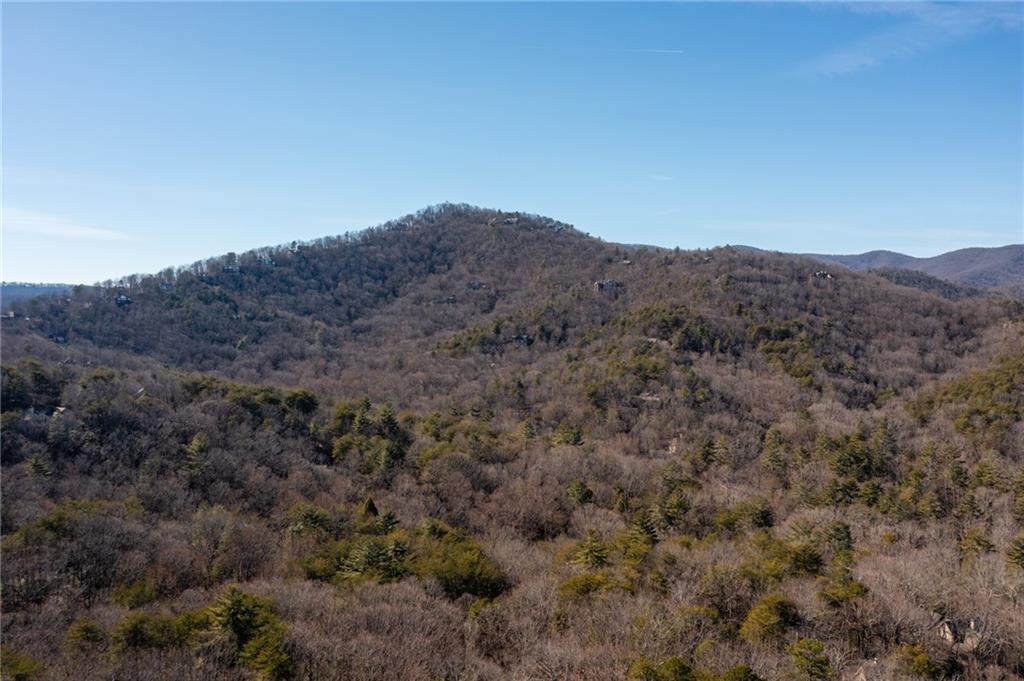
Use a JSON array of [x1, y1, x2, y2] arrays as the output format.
[[2, 206, 1022, 680]]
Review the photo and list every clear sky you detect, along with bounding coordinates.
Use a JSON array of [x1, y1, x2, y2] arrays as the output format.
[[3, 2, 1022, 284]]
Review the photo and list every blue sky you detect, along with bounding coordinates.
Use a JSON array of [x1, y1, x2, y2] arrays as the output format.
[[3, 2, 1022, 284]]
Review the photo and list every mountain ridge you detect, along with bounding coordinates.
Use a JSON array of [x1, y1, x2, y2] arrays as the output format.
[[2, 204, 1014, 410], [4, 205, 1019, 298], [804, 243, 1024, 294]]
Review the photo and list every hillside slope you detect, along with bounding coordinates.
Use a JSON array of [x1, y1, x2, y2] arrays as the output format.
[[2, 205, 1011, 411], [2, 204, 1023, 681]]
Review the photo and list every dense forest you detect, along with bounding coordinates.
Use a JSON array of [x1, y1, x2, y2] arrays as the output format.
[[2, 205, 1022, 681]]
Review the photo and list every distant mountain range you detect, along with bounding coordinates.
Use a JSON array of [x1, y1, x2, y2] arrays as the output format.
[[805, 244, 1024, 295], [1, 283, 71, 310]]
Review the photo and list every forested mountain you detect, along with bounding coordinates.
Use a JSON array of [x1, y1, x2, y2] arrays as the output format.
[[2, 204, 1023, 681], [807, 245, 1024, 296]]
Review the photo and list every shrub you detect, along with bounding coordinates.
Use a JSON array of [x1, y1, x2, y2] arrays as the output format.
[[286, 502, 335, 537], [24, 455, 53, 477], [626, 656, 694, 681], [111, 612, 191, 652], [208, 587, 293, 679], [787, 542, 824, 575], [721, 666, 766, 681], [786, 638, 833, 680], [552, 421, 583, 446], [714, 499, 774, 536], [824, 477, 858, 506], [858, 481, 883, 506], [1009, 534, 1024, 570], [572, 530, 610, 568], [329, 400, 410, 471], [567, 480, 594, 506], [357, 507, 398, 536], [239, 621, 294, 680], [619, 523, 655, 566], [696, 565, 759, 621], [411, 523, 507, 599], [283, 389, 318, 415], [209, 588, 276, 647], [959, 527, 993, 559], [9, 499, 107, 547], [739, 593, 799, 643], [742, 499, 774, 529], [110, 587, 289, 675], [824, 521, 853, 554], [65, 617, 107, 651], [368, 538, 418, 585], [896, 644, 955, 679], [557, 571, 616, 599], [760, 426, 788, 475], [0, 649, 42, 681], [817, 551, 867, 608], [304, 520, 505, 598], [112, 578, 158, 608], [818, 577, 868, 608]]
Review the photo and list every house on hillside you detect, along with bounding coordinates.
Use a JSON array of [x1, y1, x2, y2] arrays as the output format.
[[115, 294, 133, 307]]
